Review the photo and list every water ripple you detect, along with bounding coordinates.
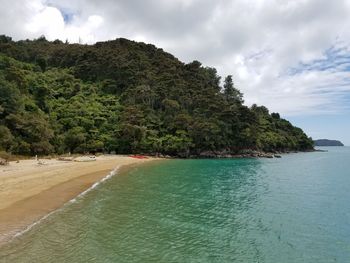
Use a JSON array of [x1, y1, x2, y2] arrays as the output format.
[[1, 149, 350, 262]]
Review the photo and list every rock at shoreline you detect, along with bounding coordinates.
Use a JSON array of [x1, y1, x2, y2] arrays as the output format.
[[194, 150, 283, 159]]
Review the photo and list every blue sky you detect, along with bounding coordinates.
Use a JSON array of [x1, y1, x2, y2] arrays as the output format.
[[288, 114, 350, 146], [1, 0, 350, 144], [285, 46, 350, 145], [60, 9, 75, 24]]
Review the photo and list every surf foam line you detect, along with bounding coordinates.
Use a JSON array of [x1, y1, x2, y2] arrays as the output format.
[[9, 166, 121, 241]]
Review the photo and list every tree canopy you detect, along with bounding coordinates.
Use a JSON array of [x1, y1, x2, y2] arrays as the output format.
[[0, 35, 313, 156]]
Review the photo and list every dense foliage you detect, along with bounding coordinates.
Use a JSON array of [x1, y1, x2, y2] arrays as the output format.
[[0, 35, 313, 156]]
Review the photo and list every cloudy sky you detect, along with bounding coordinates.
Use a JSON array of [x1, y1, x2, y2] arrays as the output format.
[[1, 0, 350, 144]]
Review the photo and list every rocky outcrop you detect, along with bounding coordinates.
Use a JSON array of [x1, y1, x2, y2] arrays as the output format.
[[192, 150, 282, 159], [149, 149, 289, 159]]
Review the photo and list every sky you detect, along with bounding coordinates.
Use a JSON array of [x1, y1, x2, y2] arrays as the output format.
[[0, 0, 350, 145]]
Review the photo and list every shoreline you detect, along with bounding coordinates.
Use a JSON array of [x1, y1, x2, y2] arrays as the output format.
[[156, 148, 317, 159], [0, 155, 160, 246]]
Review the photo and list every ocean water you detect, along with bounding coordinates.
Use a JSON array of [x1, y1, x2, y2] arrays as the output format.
[[0, 147, 349, 262]]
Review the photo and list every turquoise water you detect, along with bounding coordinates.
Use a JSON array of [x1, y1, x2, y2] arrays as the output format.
[[1, 147, 350, 262]]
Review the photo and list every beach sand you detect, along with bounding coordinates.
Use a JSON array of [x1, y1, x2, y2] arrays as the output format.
[[0, 155, 158, 245]]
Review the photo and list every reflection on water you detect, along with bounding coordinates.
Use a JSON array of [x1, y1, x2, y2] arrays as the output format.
[[1, 148, 350, 262]]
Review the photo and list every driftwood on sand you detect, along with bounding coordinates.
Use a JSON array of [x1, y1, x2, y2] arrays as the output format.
[[73, 156, 97, 162], [37, 160, 47, 165], [57, 156, 97, 162], [58, 157, 75, 162]]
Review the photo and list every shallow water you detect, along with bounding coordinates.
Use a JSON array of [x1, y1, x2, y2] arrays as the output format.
[[1, 147, 350, 262]]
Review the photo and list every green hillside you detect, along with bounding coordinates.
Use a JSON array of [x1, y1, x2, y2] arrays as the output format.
[[0, 35, 313, 157]]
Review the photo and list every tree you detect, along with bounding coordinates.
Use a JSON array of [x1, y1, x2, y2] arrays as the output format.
[[5, 112, 54, 155], [223, 75, 243, 103], [36, 56, 47, 72], [271, 112, 280, 119], [64, 127, 87, 153], [0, 125, 14, 151], [0, 35, 12, 43], [0, 80, 21, 116], [160, 131, 192, 157]]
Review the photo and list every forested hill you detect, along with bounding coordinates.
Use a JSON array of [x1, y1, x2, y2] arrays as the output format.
[[0, 35, 313, 157], [314, 139, 344, 147]]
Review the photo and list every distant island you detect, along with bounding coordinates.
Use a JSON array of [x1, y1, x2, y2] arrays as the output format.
[[314, 139, 344, 147], [0, 35, 314, 158]]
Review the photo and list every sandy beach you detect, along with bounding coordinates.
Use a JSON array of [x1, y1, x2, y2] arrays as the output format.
[[0, 155, 158, 245]]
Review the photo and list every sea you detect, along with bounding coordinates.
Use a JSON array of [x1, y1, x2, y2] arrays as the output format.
[[0, 147, 349, 262]]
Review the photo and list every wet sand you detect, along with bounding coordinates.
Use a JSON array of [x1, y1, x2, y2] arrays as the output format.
[[0, 155, 158, 245]]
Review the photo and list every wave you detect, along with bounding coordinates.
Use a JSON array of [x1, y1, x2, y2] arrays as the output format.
[[10, 166, 120, 241]]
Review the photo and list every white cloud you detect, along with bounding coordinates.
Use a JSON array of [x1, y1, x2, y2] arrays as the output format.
[[1, 0, 350, 116], [25, 6, 65, 38]]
